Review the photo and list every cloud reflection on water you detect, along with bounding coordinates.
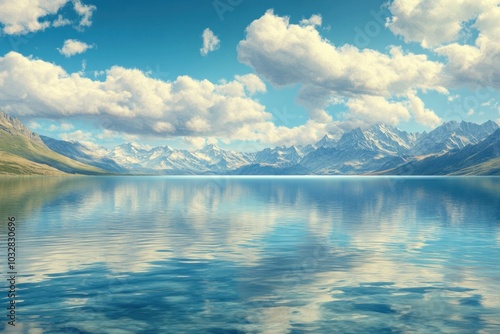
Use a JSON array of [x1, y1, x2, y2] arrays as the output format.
[[1, 176, 499, 333]]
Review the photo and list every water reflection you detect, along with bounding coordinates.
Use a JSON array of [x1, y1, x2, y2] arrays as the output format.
[[0, 176, 499, 333]]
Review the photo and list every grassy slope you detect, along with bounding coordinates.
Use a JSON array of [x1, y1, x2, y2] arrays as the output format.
[[451, 158, 500, 176], [0, 129, 107, 175], [0, 151, 66, 175]]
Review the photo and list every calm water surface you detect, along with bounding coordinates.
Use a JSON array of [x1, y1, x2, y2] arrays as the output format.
[[0, 176, 499, 333]]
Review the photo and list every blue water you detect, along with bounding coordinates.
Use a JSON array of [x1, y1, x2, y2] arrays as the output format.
[[1, 176, 499, 333]]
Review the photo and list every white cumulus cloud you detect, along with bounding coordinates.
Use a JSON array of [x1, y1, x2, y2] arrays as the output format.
[[27, 120, 41, 129], [0, 0, 67, 35], [235, 74, 266, 95], [60, 129, 93, 142], [48, 121, 74, 131], [387, 0, 500, 90], [407, 91, 442, 128], [58, 39, 94, 57], [73, 0, 95, 29], [0, 51, 329, 146], [200, 28, 220, 56], [386, 0, 497, 48], [237, 10, 446, 128], [300, 14, 322, 27], [0, 0, 96, 35], [434, 4, 500, 89], [52, 14, 71, 27], [344, 95, 411, 129]]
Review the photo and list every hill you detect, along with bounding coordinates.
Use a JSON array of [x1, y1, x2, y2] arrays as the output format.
[[0, 112, 108, 175]]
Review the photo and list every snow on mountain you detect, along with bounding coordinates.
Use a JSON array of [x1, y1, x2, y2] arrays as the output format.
[[254, 145, 305, 167], [192, 144, 253, 171], [144, 146, 227, 172], [78, 143, 111, 160], [80, 124, 422, 174], [298, 144, 316, 156], [300, 146, 382, 174], [144, 145, 185, 170], [384, 128, 500, 175], [334, 124, 417, 155], [300, 124, 419, 174], [410, 120, 499, 155], [363, 124, 419, 154], [103, 143, 253, 173], [315, 134, 336, 148], [108, 143, 150, 168], [34, 119, 500, 175]]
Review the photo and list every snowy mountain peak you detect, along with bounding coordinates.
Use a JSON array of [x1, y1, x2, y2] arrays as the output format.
[[254, 145, 304, 167], [337, 128, 366, 146], [442, 120, 460, 130], [333, 124, 418, 155], [481, 120, 499, 132], [316, 134, 336, 148], [369, 123, 393, 131], [108, 142, 150, 166], [5, 112, 500, 176], [201, 144, 221, 153], [410, 120, 499, 155], [118, 142, 145, 152], [162, 145, 174, 152]]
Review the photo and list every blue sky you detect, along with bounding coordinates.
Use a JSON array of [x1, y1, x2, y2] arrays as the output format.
[[0, 0, 499, 150]]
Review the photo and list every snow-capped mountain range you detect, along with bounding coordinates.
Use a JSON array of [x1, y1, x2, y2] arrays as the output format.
[[40, 120, 500, 175], [409, 120, 499, 155]]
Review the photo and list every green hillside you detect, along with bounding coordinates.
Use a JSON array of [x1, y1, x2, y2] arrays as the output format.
[[0, 113, 107, 175], [0, 151, 67, 175]]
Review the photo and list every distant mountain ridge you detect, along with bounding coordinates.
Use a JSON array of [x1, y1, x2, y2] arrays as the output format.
[[409, 120, 498, 155], [1, 111, 499, 175], [42, 119, 498, 176], [382, 128, 500, 175], [40, 135, 126, 173]]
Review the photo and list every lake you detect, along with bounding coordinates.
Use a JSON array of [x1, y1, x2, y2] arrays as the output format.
[[1, 176, 499, 333]]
